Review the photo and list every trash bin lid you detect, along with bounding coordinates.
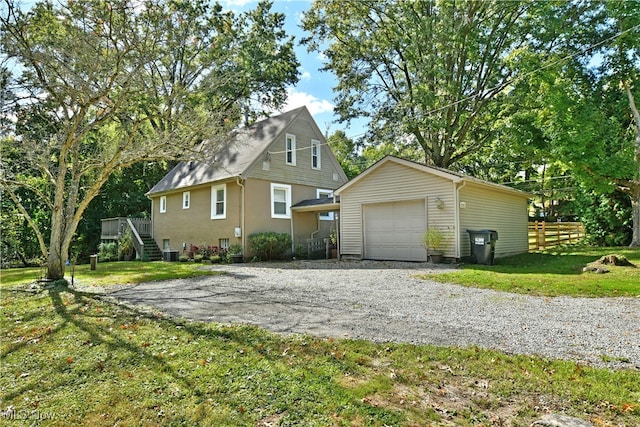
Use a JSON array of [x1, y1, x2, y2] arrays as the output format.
[[466, 229, 498, 240]]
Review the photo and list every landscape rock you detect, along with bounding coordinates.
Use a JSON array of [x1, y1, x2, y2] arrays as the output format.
[[531, 413, 593, 427], [581, 266, 609, 274], [596, 254, 635, 267], [583, 253, 635, 274]]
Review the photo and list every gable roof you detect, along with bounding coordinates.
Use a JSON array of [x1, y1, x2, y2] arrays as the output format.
[[147, 106, 309, 196], [335, 156, 532, 198]]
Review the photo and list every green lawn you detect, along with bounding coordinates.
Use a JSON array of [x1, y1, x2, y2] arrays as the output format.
[[1, 249, 638, 424], [420, 245, 640, 297], [1, 282, 638, 426], [1, 260, 222, 288]]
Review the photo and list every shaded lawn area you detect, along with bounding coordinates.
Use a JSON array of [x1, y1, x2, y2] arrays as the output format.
[[0, 261, 222, 288], [1, 282, 639, 426], [420, 246, 640, 297]]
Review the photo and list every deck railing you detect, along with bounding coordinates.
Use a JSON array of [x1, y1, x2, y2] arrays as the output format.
[[101, 217, 151, 240], [126, 218, 146, 261]]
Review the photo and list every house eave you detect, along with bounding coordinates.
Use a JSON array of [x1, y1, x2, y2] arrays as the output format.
[[291, 202, 340, 213]]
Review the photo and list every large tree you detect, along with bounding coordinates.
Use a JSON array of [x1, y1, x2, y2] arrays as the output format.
[[1, 0, 299, 279], [521, 1, 640, 246], [302, 0, 571, 168]]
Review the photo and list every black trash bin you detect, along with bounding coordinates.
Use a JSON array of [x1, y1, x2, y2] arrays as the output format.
[[466, 229, 498, 265]]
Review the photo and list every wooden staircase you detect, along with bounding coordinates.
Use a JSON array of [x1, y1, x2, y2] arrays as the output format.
[[139, 235, 162, 261], [101, 218, 163, 262]]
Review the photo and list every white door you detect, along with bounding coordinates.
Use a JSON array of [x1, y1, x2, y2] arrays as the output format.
[[364, 199, 427, 261]]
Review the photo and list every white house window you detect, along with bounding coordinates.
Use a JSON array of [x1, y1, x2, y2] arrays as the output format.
[[219, 238, 229, 251], [159, 196, 167, 213], [317, 189, 333, 220], [285, 134, 296, 165], [182, 191, 190, 209], [271, 183, 291, 219], [211, 183, 226, 219], [311, 140, 321, 170]]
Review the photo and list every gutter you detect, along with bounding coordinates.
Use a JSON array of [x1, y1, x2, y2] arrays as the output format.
[[454, 179, 466, 260], [236, 176, 245, 251]]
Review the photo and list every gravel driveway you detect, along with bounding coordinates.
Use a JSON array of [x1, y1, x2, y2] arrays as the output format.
[[107, 260, 640, 369]]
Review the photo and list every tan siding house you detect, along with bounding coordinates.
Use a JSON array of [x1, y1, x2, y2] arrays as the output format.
[[335, 156, 530, 262], [147, 107, 348, 257]]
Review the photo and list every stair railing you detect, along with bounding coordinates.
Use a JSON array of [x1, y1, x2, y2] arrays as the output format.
[[126, 218, 145, 261]]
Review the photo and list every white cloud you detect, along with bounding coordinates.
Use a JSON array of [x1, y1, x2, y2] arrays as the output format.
[[284, 88, 334, 115], [224, 0, 254, 7], [300, 70, 312, 81]]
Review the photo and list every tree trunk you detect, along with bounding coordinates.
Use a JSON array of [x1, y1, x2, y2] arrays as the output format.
[[623, 81, 640, 247], [47, 210, 67, 280], [630, 186, 640, 248], [47, 247, 65, 280]]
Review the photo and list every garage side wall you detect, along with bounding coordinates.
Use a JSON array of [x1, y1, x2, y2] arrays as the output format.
[[339, 161, 456, 259], [458, 184, 529, 258]]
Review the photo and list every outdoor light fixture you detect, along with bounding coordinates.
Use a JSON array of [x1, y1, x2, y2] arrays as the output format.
[[435, 197, 444, 209]]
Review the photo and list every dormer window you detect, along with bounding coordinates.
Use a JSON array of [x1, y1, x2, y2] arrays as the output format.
[[285, 134, 296, 165]]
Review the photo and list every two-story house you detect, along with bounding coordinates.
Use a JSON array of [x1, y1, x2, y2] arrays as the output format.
[[145, 106, 349, 258]]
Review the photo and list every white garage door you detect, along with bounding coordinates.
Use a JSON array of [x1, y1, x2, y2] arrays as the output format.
[[364, 199, 427, 261]]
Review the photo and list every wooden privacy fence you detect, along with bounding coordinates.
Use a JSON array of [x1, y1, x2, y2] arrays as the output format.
[[529, 221, 586, 250]]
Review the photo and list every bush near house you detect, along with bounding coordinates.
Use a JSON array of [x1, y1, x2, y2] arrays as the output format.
[[248, 232, 291, 261], [97, 242, 118, 262]]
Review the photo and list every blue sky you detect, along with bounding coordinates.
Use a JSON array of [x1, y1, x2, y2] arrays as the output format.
[[225, 0, 367, 139]]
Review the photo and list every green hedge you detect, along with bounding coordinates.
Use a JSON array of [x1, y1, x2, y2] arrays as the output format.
[[248, 232, 291, 261]]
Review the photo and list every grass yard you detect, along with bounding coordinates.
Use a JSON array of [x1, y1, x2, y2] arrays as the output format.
[[1, 281, 639, 426], [420, 245, 640, 297], [0, 261, 222, 288]]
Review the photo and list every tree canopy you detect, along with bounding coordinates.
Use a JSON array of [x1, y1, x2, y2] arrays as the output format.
[[302, 0, 567, 168], [305, 0, 640, 246], [0, 0, 300, 279]]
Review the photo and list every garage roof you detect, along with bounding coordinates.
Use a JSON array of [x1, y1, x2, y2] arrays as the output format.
[[335, 156, 532, 198]]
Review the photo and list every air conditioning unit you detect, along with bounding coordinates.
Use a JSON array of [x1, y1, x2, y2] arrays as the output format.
[[163, 250, 178, 262]]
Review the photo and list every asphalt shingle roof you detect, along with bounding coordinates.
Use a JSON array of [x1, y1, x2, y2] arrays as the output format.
[[146, 107, 306, 196]]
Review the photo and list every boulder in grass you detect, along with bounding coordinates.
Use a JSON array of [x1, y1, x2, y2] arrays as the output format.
[[583, 253, 635, 274], [531, 413, 593, 427], [596, 254, 635, 267]]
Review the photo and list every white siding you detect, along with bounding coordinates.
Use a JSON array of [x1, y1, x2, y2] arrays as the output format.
[[458, 184, 529, 258], [339, 161, 456, 259]]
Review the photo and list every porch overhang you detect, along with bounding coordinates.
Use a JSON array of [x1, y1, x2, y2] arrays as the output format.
[[291, 197, 340, 213]]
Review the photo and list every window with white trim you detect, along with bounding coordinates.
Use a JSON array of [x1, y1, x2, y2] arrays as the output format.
[[219, 238, 229, 251], [317, 189, 333, 220], [211, 184, 226, 219], [271, 183, 291, 219], [285, 134, 296, 165], [182, 191, 190, 209], [159, 196, 167, 213], [311, 140, 321, 170]]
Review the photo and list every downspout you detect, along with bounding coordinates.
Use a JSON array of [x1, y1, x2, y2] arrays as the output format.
[[454, 179, 467, 260], [236, 177, 245, 251]]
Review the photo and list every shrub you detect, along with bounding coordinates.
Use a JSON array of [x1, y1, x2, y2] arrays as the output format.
[[98, 242, 118, 262], [194, 254, 204, 263], [118, 229, 135, 260], [178, 254, 189, 262], [248, 232, 291, 261]]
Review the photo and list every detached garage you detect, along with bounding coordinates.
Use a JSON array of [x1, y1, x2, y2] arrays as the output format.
[[335, 156, 531, 262]]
